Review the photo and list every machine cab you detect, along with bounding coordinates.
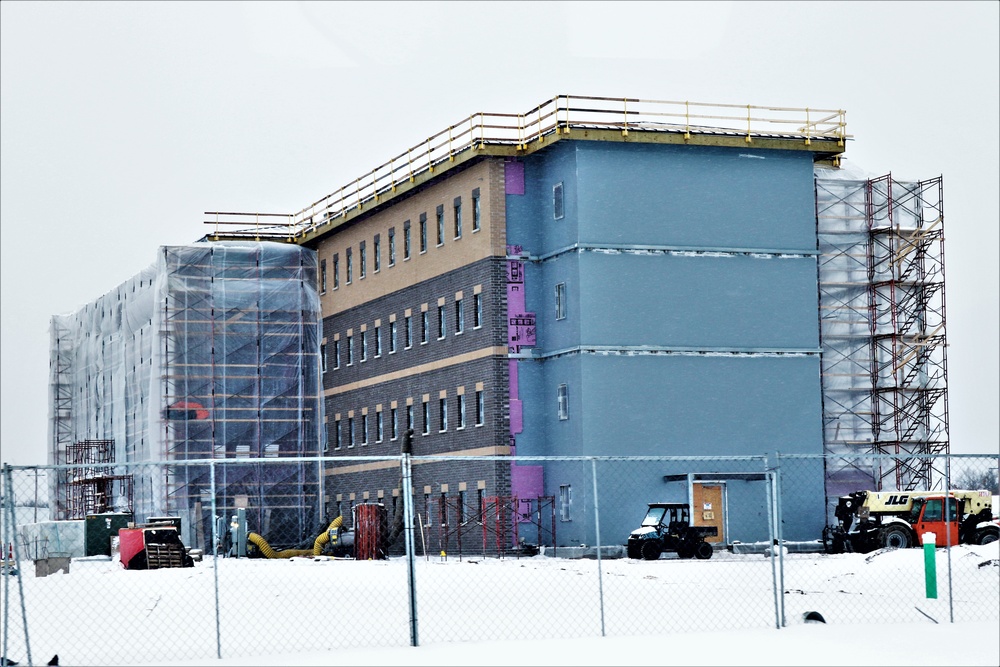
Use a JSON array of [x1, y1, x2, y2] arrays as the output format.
[[912, 496, 960, 546]]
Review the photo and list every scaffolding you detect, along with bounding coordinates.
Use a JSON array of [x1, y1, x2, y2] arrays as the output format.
[[816, 172, 949, 495], [49, 242, 325, 548], [65, 439, 133, 519]]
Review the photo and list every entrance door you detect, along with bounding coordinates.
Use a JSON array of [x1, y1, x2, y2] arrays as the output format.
[[692, 482, 725, 544]]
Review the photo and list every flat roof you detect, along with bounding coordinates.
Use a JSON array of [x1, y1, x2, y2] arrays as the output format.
[[204, 95, 849, 245]]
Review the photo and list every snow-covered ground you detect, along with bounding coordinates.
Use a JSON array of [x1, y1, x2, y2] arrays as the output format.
[[3, 543, 997, 667]]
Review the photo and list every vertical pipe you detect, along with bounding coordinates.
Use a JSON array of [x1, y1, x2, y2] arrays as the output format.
[[210, 460, 221, 659], [3, 465, 32, 666], [590, 459, 606, 637], [765, 469, 780, 630], [401, 453, 419, 646]]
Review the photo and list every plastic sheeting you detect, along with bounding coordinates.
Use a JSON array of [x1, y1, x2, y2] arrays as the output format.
[[48, 242, 324, 547]]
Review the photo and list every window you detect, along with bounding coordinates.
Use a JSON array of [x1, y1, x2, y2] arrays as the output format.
[[457, 394, 466, 429], [347, 335, 354, 365], [374, 326, 382, 357], [439, 397, 448, 432], [557, 383, 569, 420], [388, 228, 396, 266], [376, 409, 384, 443], [390, 407, 398, 440], [421, 400, 430, 435], [553, 182, 564, 220], [334, 419, 342, 449], [474, 293, 483, 328], [455, 298, 464, 334], [359, 241, 367, 279], [472, 188, 481, 231], [475, 390, 485, 426], [403, 220, 411, 259], [320, 343, 327, 373], [388, 321, 397, 353], [320, 259, 327, 293], [406, 404, 414, 433], [559, 484, 572, 521], [437, 305, 445, 339], [361, 413, 369, 445], [436, 205, 444, 246], [419, 213, 427, 253], [373, 234, 381, 272], [458, 490, 468, 523], [348, 416, 355, 448], [360, 331, 367, 361], [477, 488, 485, 521], [333, 253, 340, 289], [405, 315, 413, 348], [421, 311, 429, 344], [453, 197, 462, 238], [346, 247, 353, 284], [333, 339, 341, 369], [555, 282, 567, 320]]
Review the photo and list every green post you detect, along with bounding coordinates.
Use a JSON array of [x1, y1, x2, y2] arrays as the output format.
[[922, 532, 937, 599]]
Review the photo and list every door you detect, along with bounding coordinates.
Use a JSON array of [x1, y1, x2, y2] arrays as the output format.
[[915, 497, 960, 546], [692, 482, 725, 544]]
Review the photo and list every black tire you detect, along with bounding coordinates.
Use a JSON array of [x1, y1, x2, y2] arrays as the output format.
[[880, 525, 912, 549], [641, 541, 662, 561], [694, 541, 713, 560], [974, 527, 999, 545], [677, 542, 695, 559]]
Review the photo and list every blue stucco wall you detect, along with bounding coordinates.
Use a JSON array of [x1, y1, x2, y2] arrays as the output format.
[[506, 140, 827, 546]]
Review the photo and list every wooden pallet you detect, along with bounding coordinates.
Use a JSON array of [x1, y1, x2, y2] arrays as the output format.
[[145, 543, 186, 569]]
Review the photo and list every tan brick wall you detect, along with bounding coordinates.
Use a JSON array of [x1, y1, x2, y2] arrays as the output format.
[[315, 159, 504, 316]]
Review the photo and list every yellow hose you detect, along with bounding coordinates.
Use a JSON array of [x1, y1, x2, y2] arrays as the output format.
[[247, 532, 313, 559], [312, 516, 344, 556]]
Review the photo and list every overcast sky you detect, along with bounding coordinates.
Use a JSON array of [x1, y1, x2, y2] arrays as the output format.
[[2, 1, 997, 465]]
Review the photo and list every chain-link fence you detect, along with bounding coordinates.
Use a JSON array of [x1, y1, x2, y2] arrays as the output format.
[[2, 453, 997, 665]]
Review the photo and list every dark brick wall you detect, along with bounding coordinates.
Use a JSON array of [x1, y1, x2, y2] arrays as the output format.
[[321, 254, 512, 525]]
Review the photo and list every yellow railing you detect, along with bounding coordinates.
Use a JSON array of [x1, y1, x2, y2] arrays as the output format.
[[206, 95, 848, 240]]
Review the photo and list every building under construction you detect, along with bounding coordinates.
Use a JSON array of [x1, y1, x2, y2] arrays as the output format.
[[49, 242, 324, 548], [51, 95, 951, 550]]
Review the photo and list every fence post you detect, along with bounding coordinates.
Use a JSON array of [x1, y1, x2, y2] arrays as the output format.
[[3, 464, 32, 666], [590, 458, 606, 637], [774, 454, 786, 627], [765, 467, 780, 630], [210, 460, 221, 659], [944, 454, 953, 623], [401, 452, 419, 646]]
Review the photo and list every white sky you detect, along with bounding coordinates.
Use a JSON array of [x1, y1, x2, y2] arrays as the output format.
[[1, 1, 997, 465]]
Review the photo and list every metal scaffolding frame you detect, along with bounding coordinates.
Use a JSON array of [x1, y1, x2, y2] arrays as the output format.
[[65, 439, 134, 519], [48, 242, 325, 549], [817, 173, 949, 495]]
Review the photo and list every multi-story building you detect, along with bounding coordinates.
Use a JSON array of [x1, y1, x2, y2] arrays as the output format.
[[53, 96, 948, 552]]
